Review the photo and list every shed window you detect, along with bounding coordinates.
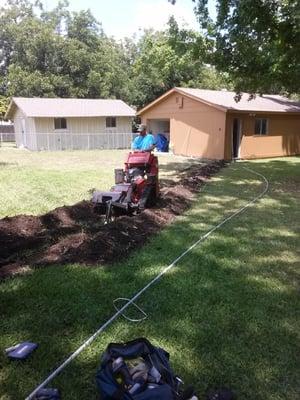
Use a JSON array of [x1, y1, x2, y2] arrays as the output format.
[[54, 118, 67, 130], [106, 117, 117, 128], [254, 118, 268, 135]]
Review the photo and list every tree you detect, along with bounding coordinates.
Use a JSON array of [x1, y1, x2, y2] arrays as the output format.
[[171, 0, 300, 94], [66, 9, 102, 47], [130, 19, 231, 108], [0, 96, 9, 119], [130, 27, 197, 108], [0, 0, 234, 107], [0, 0, 41, 92], [86, 37, 133, 101], [0, 0, 133, 99]]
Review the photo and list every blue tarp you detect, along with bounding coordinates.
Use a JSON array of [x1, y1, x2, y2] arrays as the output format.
[[155, 133, 169, 152]]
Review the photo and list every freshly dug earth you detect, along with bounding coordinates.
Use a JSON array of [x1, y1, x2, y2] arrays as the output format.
[[0, 161, 225, 278]]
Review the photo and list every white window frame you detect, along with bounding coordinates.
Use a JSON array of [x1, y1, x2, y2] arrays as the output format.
[[254, 118, 268, 136]]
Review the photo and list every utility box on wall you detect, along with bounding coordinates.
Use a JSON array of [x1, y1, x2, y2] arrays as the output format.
[[176, 96, 184, 109]]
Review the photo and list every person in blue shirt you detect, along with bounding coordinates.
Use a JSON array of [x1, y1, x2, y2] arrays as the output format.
[[132, 124, 156, 151]]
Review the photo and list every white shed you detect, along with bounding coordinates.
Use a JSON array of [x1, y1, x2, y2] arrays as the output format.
[[5, 97, 136, 151]]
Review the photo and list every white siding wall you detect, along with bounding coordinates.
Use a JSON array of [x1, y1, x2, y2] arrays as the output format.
[[34, 116, 132, 134], [34, 116, 133, 150], [12, 111, 133, 151], [13, 108, 37, 150]]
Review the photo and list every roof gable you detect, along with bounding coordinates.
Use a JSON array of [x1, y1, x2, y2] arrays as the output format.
[[138, 88, 300, 114], [6, 97, 136, 120]]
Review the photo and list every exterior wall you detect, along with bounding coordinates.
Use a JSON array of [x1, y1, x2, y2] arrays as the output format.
[[140, 92, 226, 159], [13, 108, 37, 150], [34, 116, 131, 134], [33, 116, 132, 150], [225, 113, 300, 159], [12, 112, 132, 151]]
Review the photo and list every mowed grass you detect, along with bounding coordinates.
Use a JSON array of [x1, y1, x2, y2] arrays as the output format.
[[0, 146, 198, 218], [0, 157, 299, 400]]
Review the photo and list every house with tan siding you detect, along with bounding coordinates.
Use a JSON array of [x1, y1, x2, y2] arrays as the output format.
[[5, 97, 136, 151], [138, 88, 300, 160]]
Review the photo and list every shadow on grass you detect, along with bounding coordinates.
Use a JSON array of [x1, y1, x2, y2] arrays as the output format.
[[0, 161, 18, 167], [0, 158, 299, 400]]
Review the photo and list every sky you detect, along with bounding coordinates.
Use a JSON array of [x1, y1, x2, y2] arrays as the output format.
[[0, 0, 217, 39]]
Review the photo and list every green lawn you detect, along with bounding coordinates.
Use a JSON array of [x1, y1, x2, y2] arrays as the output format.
[[0, 157, 299, 400], [0, 147, 199, 218]]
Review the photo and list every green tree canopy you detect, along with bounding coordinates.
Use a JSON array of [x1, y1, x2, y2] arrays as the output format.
[[189, 0, 300, 95], [130, 18, 231, 108], [0, 0, 133, 99], [0, 0, 233, 109]]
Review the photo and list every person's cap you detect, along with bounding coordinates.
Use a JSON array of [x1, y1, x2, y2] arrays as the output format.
[[137, 124, 146, 132]]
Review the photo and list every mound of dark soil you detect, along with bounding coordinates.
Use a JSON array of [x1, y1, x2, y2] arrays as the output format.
[[0, 161, 225, 279]]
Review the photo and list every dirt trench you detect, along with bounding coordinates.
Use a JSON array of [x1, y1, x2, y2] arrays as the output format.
[[0, 161, 225, 279]]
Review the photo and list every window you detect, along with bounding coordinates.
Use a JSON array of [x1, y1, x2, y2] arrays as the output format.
[[54, 118, 67, 130], [106, 117, 117, 128], [254, 118, 268, 135]]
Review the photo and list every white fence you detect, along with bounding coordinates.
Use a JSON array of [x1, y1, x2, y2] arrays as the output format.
[[0, 132, 15, 143], [15, 132, 134, 151]]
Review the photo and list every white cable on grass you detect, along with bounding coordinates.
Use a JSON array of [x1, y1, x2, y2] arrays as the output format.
[[26, 166, 269, 400], [113, 297, 148, 322]]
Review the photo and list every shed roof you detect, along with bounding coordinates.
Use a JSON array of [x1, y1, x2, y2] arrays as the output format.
[[138, 88, 300, 114], [6, 97, 136, 119]]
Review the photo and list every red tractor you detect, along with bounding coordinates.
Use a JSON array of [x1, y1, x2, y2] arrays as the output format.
[[92, 151, 159, 222]]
